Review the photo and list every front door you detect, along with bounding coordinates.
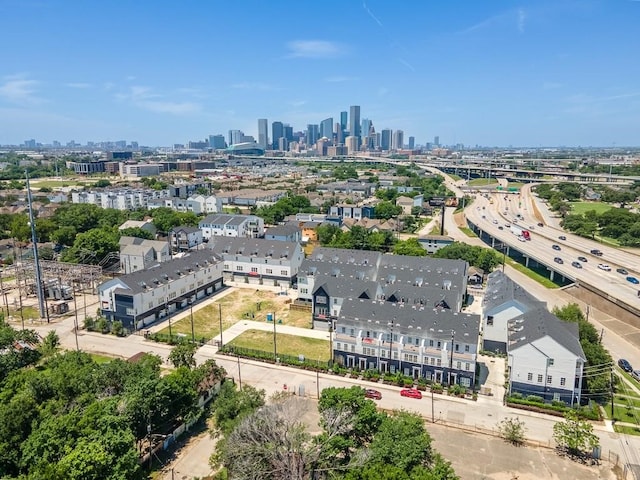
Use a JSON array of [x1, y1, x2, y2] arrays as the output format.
[[359, 358, 367, 370], [435, 370, 443, 384], [380, 361, 388, 373]]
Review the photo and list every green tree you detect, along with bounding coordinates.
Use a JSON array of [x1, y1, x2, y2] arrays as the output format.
[[375, 201, 402, 220], [119, 227, 154, 240], [168, 342, 197, 369], [394, 238, 427, 256], [51, 225, 77, 246], [40, 331, 60, 357], [497, 417, 526, 446], [212, 382, 266, 435], [62, 227, 120, 264], [10, 214, 31, 242], [94, 179, 111, 188], [552, 410, 599, 458]]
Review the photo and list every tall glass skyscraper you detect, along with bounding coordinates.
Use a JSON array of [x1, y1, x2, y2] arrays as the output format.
[[306, 124, 319, 145], [271, 121, 284, 150], [340, 111, 347, 133], [349, 105, 361, 140], [258, 119, 268, 149], [320, 117, 333, 141], [381, 129, 392, 150]]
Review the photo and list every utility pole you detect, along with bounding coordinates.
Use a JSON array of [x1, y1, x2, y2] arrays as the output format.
[[190, 300, 195, 343], [389, 319, 395, 372], [316, 360, 320, 399], [273, 312, 277, 361], [449, 330, 455, 386], [25, 170, 46, 320], [0, 271, 9, 317], [610, 368, 615, 421], [218, 303, 223, 347], [72, 284, 79, 351], [237, 354, 242, 389]]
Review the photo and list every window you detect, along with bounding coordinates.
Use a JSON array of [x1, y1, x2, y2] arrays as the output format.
[[251, 267, 258, 273], [415, 337, 419, 346], [430, 357, 435, 365], [224, 264, 229, 269], [333, 298, 338, 304], [380, 350, 386, 358], [316, 296, 327, 304], [300, 288, 308, 294], [336, 342, 341, 350], [436, 358, 441, 366], [527, 373, 533, 381], [366, 331, 370, 338], [393, 352, 398, 360], [547, 358, 554, 367], [148, 302, 153, 309], [456, 361, 461, 369], [341, 326, 346, 334], [236, 266, 243, 271], [280, 270, 287, 276], [465, 362, 470, 371], [455, 344, 459, 352], [429, 339, 434, 347], [437, 341, 441, 348], [547, 375, 552, 384], [350, 328, 355, 336], [537, 374, 543, 383], [487, 315, 494, 326], [266, 268, 273, 274], [350, 345, 355, 352], [560, 377, 566, 386], [465, 345, 470, 352]]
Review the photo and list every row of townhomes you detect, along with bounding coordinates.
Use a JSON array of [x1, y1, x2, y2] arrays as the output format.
[[296, 247, 480, 388], [198, 214, 264, 240], [482, 271, 586, 404], [99, 250, 224, 331]]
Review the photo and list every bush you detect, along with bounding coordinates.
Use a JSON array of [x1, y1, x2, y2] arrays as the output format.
[[525, 395, 544, 404], [111, 320, 123, 337], [431, 383, 444, 393], [83, 316, 95, 331], [448, 384, 466, 396], [497, 417, 527, 446]]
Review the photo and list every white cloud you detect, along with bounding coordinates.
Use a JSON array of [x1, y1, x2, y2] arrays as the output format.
[[286, 40, 346, 59], [517, 8, 526, 33], [115, 85, 201, 115], [65, 82, 91, 89], [290, 100, 307, 107], [0, 75, 42, 104]]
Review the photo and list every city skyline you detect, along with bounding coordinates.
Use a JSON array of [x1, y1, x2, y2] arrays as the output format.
[[1, 1, 640, 147]]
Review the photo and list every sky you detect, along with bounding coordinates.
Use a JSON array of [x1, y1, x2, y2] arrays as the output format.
[[1, 0, 640, 148]]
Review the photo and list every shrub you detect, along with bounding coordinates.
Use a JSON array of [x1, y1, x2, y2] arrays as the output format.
[[525, 395, 544, 404], [111, 320, 123, 336], [497, 417, 527, 446], [431, 383, 444, 393], [83, 316, 95, 331]]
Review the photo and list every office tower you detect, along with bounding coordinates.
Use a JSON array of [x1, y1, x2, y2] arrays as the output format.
[[130, 141, 139, 150], [316, 138, 329, 156], [229, 130, 244, 146], [340, 111, 347, 133], [381, 129, 392, 150], [392, 130, 404, 150], [408, 136, 415, 150], [375, 132, 381, 149], [272, 121, 284, 149], [320, 117, 333, 141], [24, 139, 36, 148], [258, 119, 269, 149], [434, 135, 440, 146], [335, 123, 343, 144], [345, 136, 359, 154], [209, 134, 226, 149], [361, 119, 372, 139], [306, 124, 319, 146], [349, 105, 361, 140], [278, 137, 288, 151], [284, 124, 293, 142]]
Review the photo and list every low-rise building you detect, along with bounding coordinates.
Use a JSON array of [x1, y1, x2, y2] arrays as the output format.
[[483, 271, 585, 404], [210, 237, 304, 287], [118, 219, 157, 235], [328, 204, 375, 220], [187, 195, 223, 214], [119, 236, 170, 274], [198, 214, 264, 240], [98, 250, 224, 331], [417, 235, 454, 254], [72, 188, 169, 210], [264, 223, 302, 243], [171, 226, 204, 251]]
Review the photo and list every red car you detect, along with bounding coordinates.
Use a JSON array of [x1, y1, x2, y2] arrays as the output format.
[[364, 388, 382, 400], [400, 388, 422, 399]]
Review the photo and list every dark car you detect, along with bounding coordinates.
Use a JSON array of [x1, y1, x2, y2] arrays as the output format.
[[558, 235, 567, 241], [590, 249, 603, 256], [627, 276, 639, 285], [498, 226, 504, 230], [617, 268, 629, 275], [578, 256, 588, 263], [619, 359, 633, 373], [554, 257, 564, 264], [552, 244, 561, 251], [537, 222, 544, 227], [400, 388, 423, 399], [364, 388, 382, 400], [571, 261, 582, 269]]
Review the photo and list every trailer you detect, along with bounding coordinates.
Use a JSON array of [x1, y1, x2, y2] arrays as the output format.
[[510, 225, 531, 240]]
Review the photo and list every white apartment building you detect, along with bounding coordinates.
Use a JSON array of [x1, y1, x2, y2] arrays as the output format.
[[198, 214, 264, 240]]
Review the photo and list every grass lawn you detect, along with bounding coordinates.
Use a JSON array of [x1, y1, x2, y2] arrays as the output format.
[[506, 182, 525, 189], [458, 227, 478, 238], [570, 201, 613, 215], [595, 235, 620, 247], [157, 289, 312, 340], [468, 177, 498, 187], [505, 259, 560, 288], [229, 329, 330, 362], [31, 178, 98, 188], [8, 305, 40, 320], [90, 353, 116, 364], [614, 424, 640, 435], [448, 174, 462, 181], [604, 403, 640, 424]]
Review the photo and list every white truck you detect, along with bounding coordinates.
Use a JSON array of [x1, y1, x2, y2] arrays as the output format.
[[510, 225, 530, 240]]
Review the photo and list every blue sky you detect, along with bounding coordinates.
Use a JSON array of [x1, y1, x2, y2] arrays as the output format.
[[1, 0, 639, 147]]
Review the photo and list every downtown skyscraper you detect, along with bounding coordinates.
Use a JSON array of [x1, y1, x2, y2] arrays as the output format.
[[258, 119, 268, 150], [349, 105, 361, 139]]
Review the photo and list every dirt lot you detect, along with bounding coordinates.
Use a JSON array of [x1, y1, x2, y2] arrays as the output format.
[[159, 289, 311, 340]]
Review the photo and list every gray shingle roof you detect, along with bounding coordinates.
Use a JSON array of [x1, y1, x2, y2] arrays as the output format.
[[339, 297, 480, 341], [109, 249, 222, 295], [209, 237, 299, 259], [509, 306, 585, 360], [265, 223, 301, 237], [482, 270, 543, 313]]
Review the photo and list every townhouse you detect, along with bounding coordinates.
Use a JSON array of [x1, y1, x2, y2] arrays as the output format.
[[119, 236, 170, 274], [198, 214, 264, 240]]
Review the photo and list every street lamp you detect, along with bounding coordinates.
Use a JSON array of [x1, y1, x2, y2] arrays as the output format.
[[388, 318, 395, 373], [189, 299, 195, 343], [218, 303, 224, 348], [273, 311, 278, 362]]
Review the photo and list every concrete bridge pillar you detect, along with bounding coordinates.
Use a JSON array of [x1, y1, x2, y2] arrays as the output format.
[[550, 270, 555, 281], [524, 256, 529, 267]]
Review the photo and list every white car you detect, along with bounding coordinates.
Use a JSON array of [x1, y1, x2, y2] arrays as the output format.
[[518, 236, 526, 242], [492, 220, 498, 224], [598, 264, 612, 271]]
